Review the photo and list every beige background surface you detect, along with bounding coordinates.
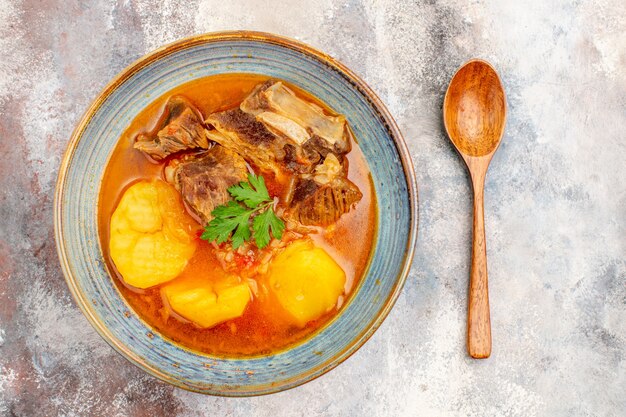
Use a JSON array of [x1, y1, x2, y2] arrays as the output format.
[[0, 0, 624, 415]]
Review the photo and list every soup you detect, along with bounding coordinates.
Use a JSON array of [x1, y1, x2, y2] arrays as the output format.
[[98, 74, 376, 356]]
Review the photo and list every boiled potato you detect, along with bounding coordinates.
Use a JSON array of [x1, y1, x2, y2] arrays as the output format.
[[268, 240, 346, 327], [162, 275, 251, 328], [109, 180, 198, 288]]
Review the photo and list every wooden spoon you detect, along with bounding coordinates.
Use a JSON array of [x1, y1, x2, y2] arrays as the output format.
[[443, 59, 506, 359]]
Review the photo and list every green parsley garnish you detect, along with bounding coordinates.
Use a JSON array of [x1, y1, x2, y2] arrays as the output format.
[[201, 174, 285, 249]]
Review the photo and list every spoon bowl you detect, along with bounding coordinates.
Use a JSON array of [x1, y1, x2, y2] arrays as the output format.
[[444, 60, 506, 158], [443, 59, 507, 359]]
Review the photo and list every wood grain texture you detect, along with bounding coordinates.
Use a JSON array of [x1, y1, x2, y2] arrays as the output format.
[[443, 60, 506, 157], [467, 159, 491, 358], [443, 59, 507, 359]]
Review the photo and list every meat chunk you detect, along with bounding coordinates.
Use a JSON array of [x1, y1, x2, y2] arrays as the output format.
[[204, 81, 362, 227], [167, 146, 248, 225], [287, 176, 362, 226], [134, 96, 209, 161], [286, 154, 362, 226], [206, 108, 280, 153], [205, 108, 289, 175], [206, 80, 351, 176], [241, 81, 349, 152]]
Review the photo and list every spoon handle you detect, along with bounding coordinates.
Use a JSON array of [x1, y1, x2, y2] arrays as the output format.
[[468, 172, 492, 358]]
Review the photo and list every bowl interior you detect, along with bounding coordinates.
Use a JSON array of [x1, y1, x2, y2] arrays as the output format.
[[55, 33, 416, 396]]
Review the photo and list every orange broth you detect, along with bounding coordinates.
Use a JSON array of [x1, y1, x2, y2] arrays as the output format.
[[98, 74, 377, 356]]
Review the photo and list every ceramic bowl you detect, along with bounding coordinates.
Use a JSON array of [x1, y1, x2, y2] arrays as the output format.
[[54, 31, 418, 396]]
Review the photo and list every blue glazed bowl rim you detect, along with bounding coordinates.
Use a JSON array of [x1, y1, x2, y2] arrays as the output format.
[[54, 31, 418, 395]]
